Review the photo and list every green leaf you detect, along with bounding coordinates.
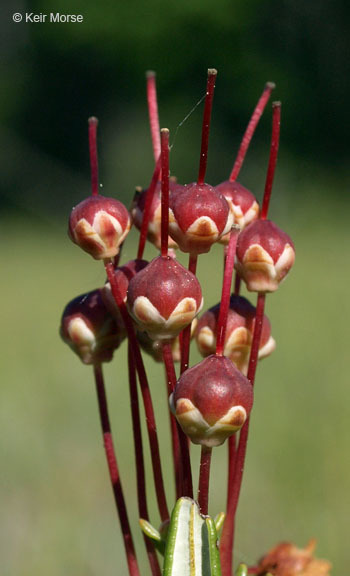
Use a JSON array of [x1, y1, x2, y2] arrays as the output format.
[[139, 518, 166, 555], [213, 512, 225, 535], [163, 497, 222, 576], [139, 519, 162, 542]]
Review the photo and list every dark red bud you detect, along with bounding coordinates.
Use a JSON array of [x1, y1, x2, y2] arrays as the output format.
[[132, 180, 181, 250], [168, 182, 232, 254], [102, 259, 148, 317], [127, 255, 203, 340], [236, 219, 295, 292], [215, 180, 260, 234], [171, 354, 253, 447], [68, 195, 130, 260], [60, 289, 125, 365], [196, 295, 275, 374]]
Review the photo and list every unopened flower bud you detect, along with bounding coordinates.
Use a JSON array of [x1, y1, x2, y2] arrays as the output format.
[[60, 289, 125, 364], [195, 295, 275, 375], [215, 181, 259, 243], [132, 180, 180, 250], [102, 258, 148, 318], [127, 255, 203, 340], [68, 195, 131, 260], [168, 183, 233, 255], [137, 319, 197, 363], [170, 354, 253, 447], [256, 539, 332, 576], [236, 219, 295, 292]]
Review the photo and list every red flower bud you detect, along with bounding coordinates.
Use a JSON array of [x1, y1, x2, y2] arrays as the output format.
[[236, 219, 295, 292], [137, 319, 197, 363], [127, 255, 203, 340], [170, 354, 253, 447], [256, 539, 332, 576], [102, 259, 148, 318], [60, 289, 125, 365], [132, 180, 181, 250], [195, 295, 275, 375], [68, 195, 130, 260], [168, 182, 233, 254], [215, 180, 259, 242]]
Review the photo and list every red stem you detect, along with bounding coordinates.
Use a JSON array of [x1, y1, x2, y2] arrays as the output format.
[[93, 363, 140, 576], [229, 82, 275, 182], [197, 445, 212, 515], [104, 260, 169, 523], [146, 71, 161, 164], [160, 129, 170, 258], [162, 341, 182, 499], [162, 341, 193, 499], [180, 253, 198, 374], [216, 227, 239, 356], [233, 272, 241, 296], [260, 102, 281, 220], [89, 116, 99, 196], [198, 69, 217, 185], [127, 345, 161, 576], [222, 293, 266, 575], [219, 436, 237, 576], [137, 155, 162, 260]]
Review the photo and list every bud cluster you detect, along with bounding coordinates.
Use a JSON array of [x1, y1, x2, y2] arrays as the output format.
[[59, 72, 303, 576]]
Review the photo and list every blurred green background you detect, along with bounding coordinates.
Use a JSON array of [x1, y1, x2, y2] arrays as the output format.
[[1, 0, 349, 575]]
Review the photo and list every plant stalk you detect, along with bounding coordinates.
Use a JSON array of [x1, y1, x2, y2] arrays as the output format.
[[93, 363, 140, 576], [104, 260, 169, 523]]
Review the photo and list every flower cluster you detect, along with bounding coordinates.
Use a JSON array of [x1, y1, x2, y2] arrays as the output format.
[[57, 70, 327, 576]]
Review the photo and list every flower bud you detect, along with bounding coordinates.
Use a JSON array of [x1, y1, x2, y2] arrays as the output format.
[[127, 255, 203, 340], [256, 539, 332, 576], [137, 319, 198, 363], [102, 258, 148, 318], [60, 289, 125, 364], [132, 180, 180, 250], [68, 195, 131, 260], [215, 180, 259, 243], [195, 295, 275, 375], [170, 354, 253, 447], [236, 219, 295, 292], [168, 183, 233, 255]]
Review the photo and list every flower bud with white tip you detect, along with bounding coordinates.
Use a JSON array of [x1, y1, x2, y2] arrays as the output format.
[[68, 195, 131, 260], [137, 318, 197, 363], [102, 258, 148, 318], [168, 68, 232, 256], [127, 255, 203, 341], [168, 182, 233, 254], [60, 289, 125, 364], [195, 295, 275, 374], [132, 179, 181, 250], [170, 354, 253, 447], [235, 219, 295, 292], [215, 180, 259, 240]]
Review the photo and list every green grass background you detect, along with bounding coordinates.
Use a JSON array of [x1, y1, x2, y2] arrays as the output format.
[[1, 185, 349, 575]]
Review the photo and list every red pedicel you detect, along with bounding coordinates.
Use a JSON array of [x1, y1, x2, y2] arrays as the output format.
[[170, 354, 253, 447], [127, 255, 203, 340], [68, 195, 131, 260], [60, 289, 125, 365], [236, 219, 295, 292], [195, 295, 275, 375], [168, 182, 233, 255]]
